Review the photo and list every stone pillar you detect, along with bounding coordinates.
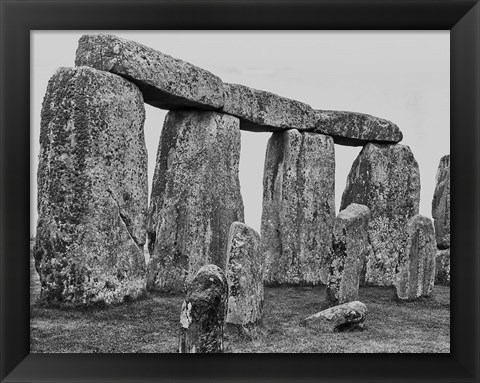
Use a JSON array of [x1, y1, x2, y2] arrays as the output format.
[[179, 265, 228, 353], [341, 143, 420, 286], [261, 130, 335, 285], [225, 222, 264, 330], [327, 203, 371, 305], [34, 66, 148, 306], [147, 111, 244, 292], [394, 215, 436, 300]]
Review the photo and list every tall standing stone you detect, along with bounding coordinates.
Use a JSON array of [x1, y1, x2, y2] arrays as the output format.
[[261, 129, 335, 285], [394, 215, 436, 300], [34, 66, 148, 306], [435, 249, 450, 285], [341, 143, 420, 286], [432, 155, 450, 249], [327, 203, 371, 305], [147, 111, 244, 292], [179, 265, 228, 353], [225, 222, 264, 329]]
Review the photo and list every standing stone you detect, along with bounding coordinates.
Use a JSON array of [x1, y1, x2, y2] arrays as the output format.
[[34, 66, 148, 306], [341, 143, 420, 286], [432, 155, 450, 249], [225, 222, 264, 329], [327, 203, 371, 305], [261, 130, 335, 285], [395, 215, 436, 300], [147, 111, 244, 292], [435, 249, 450, 286], [301, 301, 367, 333], [179, 265, 228, 353]]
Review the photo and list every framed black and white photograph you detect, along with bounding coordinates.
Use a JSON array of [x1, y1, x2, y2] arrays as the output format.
[[1, 1, 479, 382]]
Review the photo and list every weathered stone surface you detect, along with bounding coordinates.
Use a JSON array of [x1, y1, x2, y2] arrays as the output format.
[[34, 66, 148, 306], [327, 203, 371, 305], [395, 215, 436, 300], [261, 130, 335, 285], [147, 111, 244, 292], [179, 265, 228, 353], [341, 143, 420, 286], [225, 222, 264, 329], [222, 83, 316, 132], [314, 110, 403, 146], [75, 34, 224, 111], [435, 249, 450, 286], [301, 301, 367, 333], [432, 155, 450, 249]]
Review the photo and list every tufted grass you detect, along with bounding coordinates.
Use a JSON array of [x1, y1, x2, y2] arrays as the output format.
[[31, 252, 450, 353]]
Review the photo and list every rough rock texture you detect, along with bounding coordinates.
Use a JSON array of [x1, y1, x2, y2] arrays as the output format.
[[261, 130, 335, 285], [314, 110, 403, 146], [179, 265, 228, 353], [395, 215, 436, 300], [301, 301, 367, 333], [435, 249, 450, 286], [225, 222, 264, 329], [432, 155, 450, 249], [34, 66, 148, 306], [341, 143, 420, 286], [222, 83, 316, 132], [327, 203, 371, 305], [75, 34, 224, 111], [147, 111, 244, 292]]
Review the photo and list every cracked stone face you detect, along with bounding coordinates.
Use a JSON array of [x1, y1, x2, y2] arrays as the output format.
[[261, 130, 335, 285], [341, 143, 420, 286], [147, 111, 244, 292], [33, 66, 148, 306], [432, 155, 450, 249]]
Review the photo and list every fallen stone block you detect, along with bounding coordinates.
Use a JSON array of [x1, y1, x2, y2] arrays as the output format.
[[341, 143, 420, 286], [225, 222, 264, 330], [432, 154, 450, 249], [327, 203, 371, 305], [301, 301, 367, 333], [395, 215, 436, 300], [75, 34, 224, 111], [261, 129, 335, 285], [179, 265, 228, 353], [34, 66, 148, 306], [147, 111, 244, 292]]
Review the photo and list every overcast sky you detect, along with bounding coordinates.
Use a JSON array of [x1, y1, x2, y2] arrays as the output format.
[[31, 31, 449, 235]]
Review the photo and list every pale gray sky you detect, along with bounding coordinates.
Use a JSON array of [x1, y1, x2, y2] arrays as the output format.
[[31, 31, 449, 235]]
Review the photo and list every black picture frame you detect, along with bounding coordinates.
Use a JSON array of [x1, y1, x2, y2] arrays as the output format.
[[1, 0, 478, 382]]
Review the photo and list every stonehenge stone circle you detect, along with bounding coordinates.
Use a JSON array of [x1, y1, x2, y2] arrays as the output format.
[[394, 215, 436, 300], [341, 143, 420, 286], [327, 203, 371, 305], [314, 110, 403, 146], [147, 111, 244, 292], [225, 222, 264, 329], [301, 301, 367, 333], [261, 129, 335, 285], [34, 66, 148, 306], [179, 264, 228, 353], [75, 34, 225, 110], [435, 249, 450, 286], [432, 155, 450, 249]]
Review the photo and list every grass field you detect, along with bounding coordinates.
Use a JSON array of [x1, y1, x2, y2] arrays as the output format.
[[31, 255, 450, 353]]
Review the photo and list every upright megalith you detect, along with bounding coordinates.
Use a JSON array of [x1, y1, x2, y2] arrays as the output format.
[[261, 129, 335, 285], [34, 66, 148, 306], [147, 111, 244, 292], [435, 249, 450, 286], [341, 143, 420, 286], [179, 265, 228, 353], [225, 222, 264, 330], [394, 215, 436, 300], [327, 203, 371, 305], [75, 34, 224, 111], [432, 155, 450, 249]]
